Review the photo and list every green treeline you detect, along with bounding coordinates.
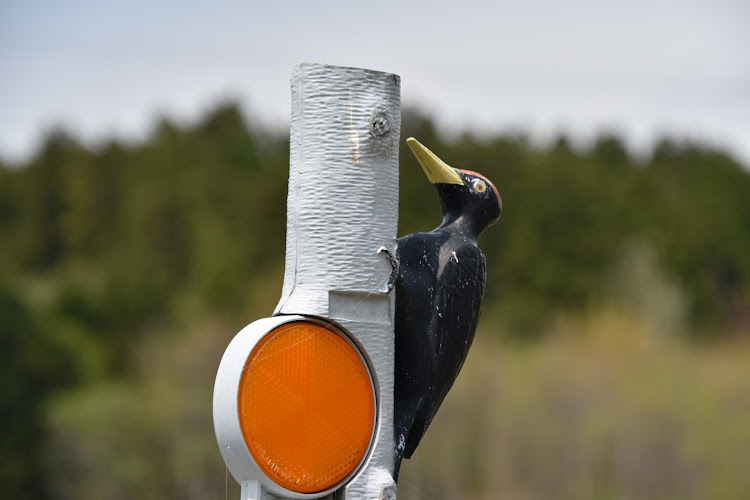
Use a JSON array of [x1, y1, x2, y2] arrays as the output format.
[[1, 102, 749, 498]]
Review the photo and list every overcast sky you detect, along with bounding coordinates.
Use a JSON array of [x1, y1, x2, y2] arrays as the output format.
[[2, 0, 749, 165]]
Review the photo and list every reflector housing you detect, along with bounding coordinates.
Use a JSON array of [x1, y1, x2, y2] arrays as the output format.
[[238, 320, 375, 494]]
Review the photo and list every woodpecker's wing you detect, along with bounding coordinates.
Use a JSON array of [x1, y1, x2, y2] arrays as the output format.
[[394, 230, 486, 459], [430, 239, 486, 416]]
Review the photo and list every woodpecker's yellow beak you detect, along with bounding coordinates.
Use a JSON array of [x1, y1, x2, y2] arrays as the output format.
[[406, 137, 463, 185]]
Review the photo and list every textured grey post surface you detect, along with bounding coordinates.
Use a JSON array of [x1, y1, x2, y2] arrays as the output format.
[[274, 63, 401, 500]]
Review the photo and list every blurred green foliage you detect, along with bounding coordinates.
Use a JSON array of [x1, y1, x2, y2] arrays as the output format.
[[1, 102, 749, 498], [399, 310, 750, 500]]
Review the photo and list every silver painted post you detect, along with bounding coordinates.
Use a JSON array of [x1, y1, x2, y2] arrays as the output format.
[[274, 63, 401, 499]]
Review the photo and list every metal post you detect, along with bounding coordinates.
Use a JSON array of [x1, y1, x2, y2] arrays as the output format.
[[274, 63, 401, 499]]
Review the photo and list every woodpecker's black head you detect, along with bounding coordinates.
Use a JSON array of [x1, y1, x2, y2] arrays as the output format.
[[406, 137, 502, 240]]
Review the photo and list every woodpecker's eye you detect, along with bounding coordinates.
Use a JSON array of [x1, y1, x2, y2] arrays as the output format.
[[473, 179, 487, 193]]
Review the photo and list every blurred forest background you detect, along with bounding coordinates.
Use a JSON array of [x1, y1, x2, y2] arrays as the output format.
[[2, 103, 750, 499]]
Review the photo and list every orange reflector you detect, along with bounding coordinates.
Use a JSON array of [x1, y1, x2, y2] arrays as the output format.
[[238, 320, 375, 493]]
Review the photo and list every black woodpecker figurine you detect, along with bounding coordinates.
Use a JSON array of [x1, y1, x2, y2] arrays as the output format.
[[394, 137, 502, 480]]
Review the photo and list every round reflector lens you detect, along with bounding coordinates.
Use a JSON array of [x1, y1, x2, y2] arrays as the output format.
[[238, 320, 375, 493]]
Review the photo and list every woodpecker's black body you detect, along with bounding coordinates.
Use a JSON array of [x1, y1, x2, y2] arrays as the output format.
[[394, 138, 502, 479]]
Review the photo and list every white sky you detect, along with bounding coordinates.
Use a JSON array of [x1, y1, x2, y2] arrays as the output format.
[[1, 0, 749, 165]]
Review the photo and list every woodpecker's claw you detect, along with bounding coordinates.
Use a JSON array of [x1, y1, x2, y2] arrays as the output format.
[[377, 246, 400, 294]]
